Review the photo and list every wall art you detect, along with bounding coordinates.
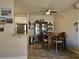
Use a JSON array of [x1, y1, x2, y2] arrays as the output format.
[[1, 8, 11, 16], [0, 27, 4, 32], [6, 17, 13, 23], [0, 17, 5, 24], [16, 23, 27, 34]]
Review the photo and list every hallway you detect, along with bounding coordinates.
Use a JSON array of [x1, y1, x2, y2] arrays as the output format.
[[28, 45, 79, 59]]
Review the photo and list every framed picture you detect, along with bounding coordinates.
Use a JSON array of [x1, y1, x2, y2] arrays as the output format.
[[0, 17, 5, 24], [0, 27, 4, 32], [16, 23, 27, 34], [1, 8, 11, 16], [6, 17, 13, 23]]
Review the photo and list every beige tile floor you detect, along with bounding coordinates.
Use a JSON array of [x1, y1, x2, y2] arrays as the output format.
[[28, 45, 79, 59]]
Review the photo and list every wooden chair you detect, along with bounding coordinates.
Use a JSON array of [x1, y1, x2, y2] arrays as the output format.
[[60, 32, 66, 50], [53, 32, 66, 50], [52, 33, 64, 50]]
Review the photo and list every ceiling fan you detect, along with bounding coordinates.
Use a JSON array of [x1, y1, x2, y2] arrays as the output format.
[[40, 9, 57, 15]]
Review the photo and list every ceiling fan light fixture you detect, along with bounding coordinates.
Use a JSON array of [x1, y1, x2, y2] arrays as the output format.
[[46, 11, 50, 15]]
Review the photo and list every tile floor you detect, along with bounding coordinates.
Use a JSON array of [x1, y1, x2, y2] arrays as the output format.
[[28, 44, 79, 59]]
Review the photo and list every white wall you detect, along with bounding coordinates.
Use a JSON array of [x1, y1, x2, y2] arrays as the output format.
[[15, 13, 29, 24], [54, 6, 79, 51], [0, 0, 28, 58], [15, 16, 28, 24]]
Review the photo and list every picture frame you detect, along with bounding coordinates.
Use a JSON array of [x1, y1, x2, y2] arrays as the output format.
[[1, 8, 11, 16], [0, 27, 4, 32], [0, 17, 5, 24], [16, 23, 28, 34], [6, 17, 13, 23]]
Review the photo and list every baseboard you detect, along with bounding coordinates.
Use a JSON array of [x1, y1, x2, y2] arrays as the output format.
[[67, 48, 79, 55]]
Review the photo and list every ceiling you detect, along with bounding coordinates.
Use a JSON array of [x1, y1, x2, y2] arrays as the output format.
[[15, 0, 78, 15]]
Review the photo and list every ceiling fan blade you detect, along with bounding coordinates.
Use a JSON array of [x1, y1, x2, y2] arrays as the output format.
[[51, 11, 57, 13], [40, 8, 57, 15]]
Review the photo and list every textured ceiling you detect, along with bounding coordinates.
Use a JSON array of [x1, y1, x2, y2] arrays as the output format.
[[15, 0, 78, 14]]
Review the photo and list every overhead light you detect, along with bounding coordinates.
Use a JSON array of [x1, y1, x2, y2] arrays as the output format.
[[46, 11, 50, 15]]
